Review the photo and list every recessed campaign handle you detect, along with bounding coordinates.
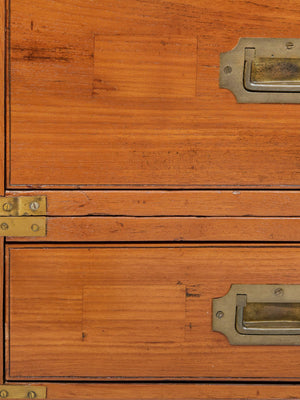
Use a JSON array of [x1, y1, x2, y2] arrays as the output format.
[[235, 294, 300, 335], [219, 38, 300, 103], [212, 285, 300, 345], [243, 48, 300, 93]]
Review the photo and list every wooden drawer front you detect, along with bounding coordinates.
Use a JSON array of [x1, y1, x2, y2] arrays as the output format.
[[8, 0, 300, 189], [6, 244, 300, 381]]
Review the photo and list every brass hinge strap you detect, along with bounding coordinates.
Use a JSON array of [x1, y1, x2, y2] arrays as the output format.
[[0, 384, 46, 399]]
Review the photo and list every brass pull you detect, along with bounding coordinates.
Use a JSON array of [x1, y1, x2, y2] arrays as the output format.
[[219, 38, 300, 103], [235, 294, 300, 335], [243, 48, 300, 93], [212, 285, 300, 345]]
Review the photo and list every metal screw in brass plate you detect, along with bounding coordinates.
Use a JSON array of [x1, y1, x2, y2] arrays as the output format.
[[286, 41, 294, 50], [31, 224, 40, 232], [0, 390, 8, 398], [29, 201, 40, 211], [1, 223, 8, 230], [27, 392, 36, 399], [223, 65, 232, 74], [3, 203, 13, 212], [274, 287, 284, 296]]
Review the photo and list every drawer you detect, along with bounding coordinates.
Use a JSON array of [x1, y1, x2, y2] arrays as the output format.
[[6, 244, 300, 381], [20, 384, 300, 400], [7, 0, 300, 189]]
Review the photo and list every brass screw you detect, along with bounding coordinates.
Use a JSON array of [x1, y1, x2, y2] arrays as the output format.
[[224, 65, 232, 74], [216, 311, 224, 319], [286, 42, 294, 50], [1, 223, 9, 231], [274, 287, 284, 296], [31, 224, 40, 232], [0, 390, 8, 398], [30, 201, 40, 211], [27, 391, 37, 399], [3, 203, 13, 212]]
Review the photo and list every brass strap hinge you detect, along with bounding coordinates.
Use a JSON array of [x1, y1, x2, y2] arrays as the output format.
[[0, 196, 47, 237], [0, 385, 46, 399]]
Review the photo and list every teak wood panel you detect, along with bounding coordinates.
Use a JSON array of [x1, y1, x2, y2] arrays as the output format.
[[6, 216, 300, 242], [6, 244, 300, 380], [30, 383, 300, 400], [7, 190, 300, 216], [7, 0, 300, 188]]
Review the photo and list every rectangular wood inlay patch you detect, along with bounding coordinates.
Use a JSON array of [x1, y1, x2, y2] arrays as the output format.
[[83, 285, 185, 343], [93, 36, 198, 97]]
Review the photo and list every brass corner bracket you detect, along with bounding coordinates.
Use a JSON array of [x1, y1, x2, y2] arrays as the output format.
[[0, 384, 46, 399], [0, 196, 47, 237]]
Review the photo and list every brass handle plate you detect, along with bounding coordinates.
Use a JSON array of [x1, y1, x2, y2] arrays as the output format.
[[220, 38, 300, 103], [213, 285, 300, 345]]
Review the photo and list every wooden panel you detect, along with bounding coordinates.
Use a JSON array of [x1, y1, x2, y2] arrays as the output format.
[[0, 237, 4, 384], [38, 383, 300, 400], [6, 245, 300, 380], [94, 36, 197, 97], [7, 190, 300, 216], [7, 216, 300, 242], [0, 0, 3, 195], [84, 285, 185, 343], [7, 0, 300, 188], [0, 0, 5, 384]]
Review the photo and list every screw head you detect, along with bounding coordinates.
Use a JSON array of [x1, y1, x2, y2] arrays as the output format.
[[31, 224, 40, 232], [1, 223, 9, 231], [216, 311, 224, 319], [3, 203, 13, 212], [0, 390, 8, 398], [30, 201, 40, 211], [286, 42, 294, 50], [27, 391, 37, 399], [274, 287, 284, 296], [224, 65, 232, 74]]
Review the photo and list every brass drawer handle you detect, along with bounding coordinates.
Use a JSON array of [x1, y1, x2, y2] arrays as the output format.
[[213, 285, 300, 345], [243, 48, 300, 93], [235, 294, 300, 335], [219, 38, 300, 103]]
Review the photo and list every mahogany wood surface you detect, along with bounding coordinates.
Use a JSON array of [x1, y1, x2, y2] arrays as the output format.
[[6, 244, 300, 380], [6, 216, 300, 242], [34, 383, 300, 400], [7, 0, 300, 188], [7, 190, 300, 216]]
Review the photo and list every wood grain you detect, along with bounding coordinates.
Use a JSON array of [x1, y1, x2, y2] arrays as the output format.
[[40, 383, 300, 400], [6, 216, 300, 242], [94, 36, 198, 97], [7, 0, 300, 188], [7, 190, 300, 216], [0, 0, 5, 384], [7, 245, 300, 380], [84, 285, 185, 343]]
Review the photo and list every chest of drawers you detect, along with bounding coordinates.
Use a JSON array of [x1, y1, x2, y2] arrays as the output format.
[[1, 0, 300, 399]]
